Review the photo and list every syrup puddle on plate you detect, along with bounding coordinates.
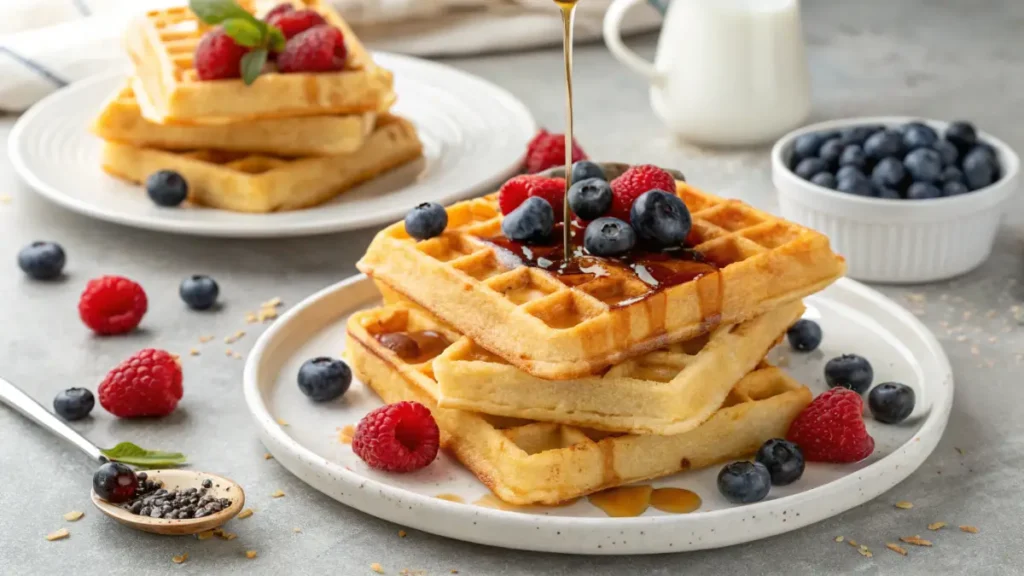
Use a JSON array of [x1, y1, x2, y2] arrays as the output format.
[[588, 485, 702, 517]]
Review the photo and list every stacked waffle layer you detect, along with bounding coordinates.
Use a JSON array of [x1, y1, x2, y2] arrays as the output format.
[[93, 0, 422, 213], [348, 173, 845, 505]]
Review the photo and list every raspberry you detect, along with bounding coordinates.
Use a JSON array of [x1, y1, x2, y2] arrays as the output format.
[[497, 175, 567, 221], [786, 388, 875, 463], [277, 25, 347, 73], [194, 27, 248, 81], [78, 275, 148, 335], [264, 2, 295, 20], [267, 8, 327, 39], [524, 130, 588, 174], [352, 401, 440, 473], [98, 349, 183, 418], [608, 164, 678, 221]]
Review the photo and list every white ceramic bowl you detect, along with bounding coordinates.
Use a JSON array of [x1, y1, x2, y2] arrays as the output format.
[[772, 117, 1019, 283]]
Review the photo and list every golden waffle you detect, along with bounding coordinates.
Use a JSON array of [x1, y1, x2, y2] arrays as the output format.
[[377, 281, 804, 435], [126, 0, 394, 125], [346, 305, 813, 505], [358, 180, 846, 380], [92, 81, 380, 156], [101, 115, 422, 213]]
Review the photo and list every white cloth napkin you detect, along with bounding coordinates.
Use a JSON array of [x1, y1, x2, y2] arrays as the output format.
[[0, 0, 661, 112]]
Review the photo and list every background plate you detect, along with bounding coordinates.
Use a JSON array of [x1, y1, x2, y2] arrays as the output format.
[[8, 53, 536, 237], [243, 275, 953, 555]]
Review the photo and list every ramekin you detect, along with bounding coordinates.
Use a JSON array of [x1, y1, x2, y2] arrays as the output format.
[[772, 117, 1019, 283]]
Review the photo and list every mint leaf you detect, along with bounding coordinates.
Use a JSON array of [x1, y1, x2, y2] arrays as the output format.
[[222, 18, 264, 48], [268, 25, 286, 53], [189, 0, 253, 25], [101, 442, 187, 469], [241, 49, 268, 86]]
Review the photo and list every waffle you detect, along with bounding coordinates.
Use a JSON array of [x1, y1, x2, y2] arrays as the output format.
[[346, 305, 813, 505], [91, 81, 380, 156], [126, 0, 394, 125], [101, 115, 423, 213], [377, 281, 804, 434], [358, 178, 846, 380]]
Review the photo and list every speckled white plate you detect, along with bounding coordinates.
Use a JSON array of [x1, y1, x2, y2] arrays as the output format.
[[243, 275, 952, 555], [8, 54, 535, 238]]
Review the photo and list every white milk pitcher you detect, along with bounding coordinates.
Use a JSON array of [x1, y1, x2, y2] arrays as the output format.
[[604, 0, 812, 146]]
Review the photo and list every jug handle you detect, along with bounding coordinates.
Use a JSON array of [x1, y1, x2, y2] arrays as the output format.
[[603, 0, 665, 86]]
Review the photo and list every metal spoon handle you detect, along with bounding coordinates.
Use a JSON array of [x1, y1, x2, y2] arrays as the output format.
[[0, 376, 106, 463]]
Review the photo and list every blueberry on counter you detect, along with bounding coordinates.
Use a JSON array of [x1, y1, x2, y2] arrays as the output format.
[[584, 217, 637, 257], [868, 382, 916, 424], [903, 148, 943, 183], [629, 190, 692, 248], [93, 462, 137, 503], [786, 319, 822, 352], [17, 241, 66, 280], [297, 357, 352, 402], [837, 175, 875, 197], [717, 461, 772, 504], [146, 170, 189, 207], [942, 181, 970, 197], [839, 145, 867, 170], [795, 157, 829, 180], [755, 439, 805, 486], [906, 181, 942, 200], [962, 148, 997, 190], [810, 172, 837, 189], [871, 157, 907, 190], [864, 129, 904, 161], [53, 388, 95, 421], [824, 354, 873, 394], [571, 160, 606, 183], [179, 275, 220, 310], [933, 140, 959, 167], [901, 122, 938, 150], [567, 178, 612, 221], [945, 121, 978, 154], [502, 197, 554, 243], [405, 202, 449, 240]]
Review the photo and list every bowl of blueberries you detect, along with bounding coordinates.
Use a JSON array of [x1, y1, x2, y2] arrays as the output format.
[[771, 117, 1018, 283]]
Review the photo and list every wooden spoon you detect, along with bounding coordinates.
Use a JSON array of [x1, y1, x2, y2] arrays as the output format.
[[0, 376, 244, 535]]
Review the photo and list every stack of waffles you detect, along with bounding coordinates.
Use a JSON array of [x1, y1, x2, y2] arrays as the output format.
[[349, 166, 847, 505], [92, 0, 422, 213]]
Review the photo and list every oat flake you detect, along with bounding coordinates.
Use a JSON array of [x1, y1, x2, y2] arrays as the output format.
[[895, 501, 914, 509], [928, 522, 947, 531], [959, 525, 979, 534], [46, 528, 69, 541], [172, 553, 188, 564], [63, 511, 84, 522], [886, 543, 908, 556], [900, 535, 933, 547]]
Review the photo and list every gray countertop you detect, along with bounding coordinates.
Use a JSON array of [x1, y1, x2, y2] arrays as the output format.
[[2, 1, 1022, 574]]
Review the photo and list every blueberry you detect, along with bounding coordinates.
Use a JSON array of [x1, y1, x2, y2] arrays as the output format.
[[836, 175, 875, 197], [629, 190, 692, 249], [297, 357, 352, 402], [145, 170, 189, 207], [404, 202, 448, 240], [53, 388, 95, 421], [962, 148, 997, 190], [791, 133, 826, 164], [933, 140, 959, 167], [903, 148, 943, 182], [810, 172, 837, 189], [567, 178, 612, 221], [968, 142, 998, 161], [93, 462, 137, 503], [501, 197, 553, 243], [17, 241, 66, 280], [571, 160, 606, 183], [824, 354, 873, 394], [818, 138, 844, 169], [906, 182, 942, 200], [945, 121, 977, 154], [839, 145, 867, 170], [877, 186, 902, 199], [901, 123, 938, 149], [839, 125, 882, 147], [179, 275, 219, 310], [864, 129, 904, 161], [939, 166, 965, 184], [868, 382, 916, 424], [786, 319, 822, 352], [584, 217, 637, 257], [871, 157, 907, 190], [794, 157, 828, 180], [717, 461, 771, 504], [755, 439, 805, 486], [836, 165, 866, 182], [942, 181, 970, 197]]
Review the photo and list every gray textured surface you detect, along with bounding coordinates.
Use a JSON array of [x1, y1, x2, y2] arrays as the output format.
[[2, 0, 1023, 573]]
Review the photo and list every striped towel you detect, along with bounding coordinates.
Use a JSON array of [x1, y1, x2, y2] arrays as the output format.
[[0, 0, 660, 112]]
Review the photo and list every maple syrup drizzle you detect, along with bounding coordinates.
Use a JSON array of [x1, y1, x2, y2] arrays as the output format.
[[556, 0, 578, 261], [588, 485, 702, 517], [375, 330, 451, 364], [435, 493, 465, 503]]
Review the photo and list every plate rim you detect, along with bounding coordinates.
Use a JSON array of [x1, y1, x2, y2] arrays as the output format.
[[7, 53, 536, 238], [242, 274, 954, 554]]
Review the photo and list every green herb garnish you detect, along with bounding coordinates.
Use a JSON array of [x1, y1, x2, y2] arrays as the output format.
[[100, 442, 187, 469]]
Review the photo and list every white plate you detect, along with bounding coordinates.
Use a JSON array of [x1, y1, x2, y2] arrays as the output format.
[[243, 275, 952, 555], [8, 53, 535, 238]]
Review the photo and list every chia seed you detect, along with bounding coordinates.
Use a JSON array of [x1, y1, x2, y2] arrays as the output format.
[[118, 476, 231, 521], [202, 479, 213, 489]]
